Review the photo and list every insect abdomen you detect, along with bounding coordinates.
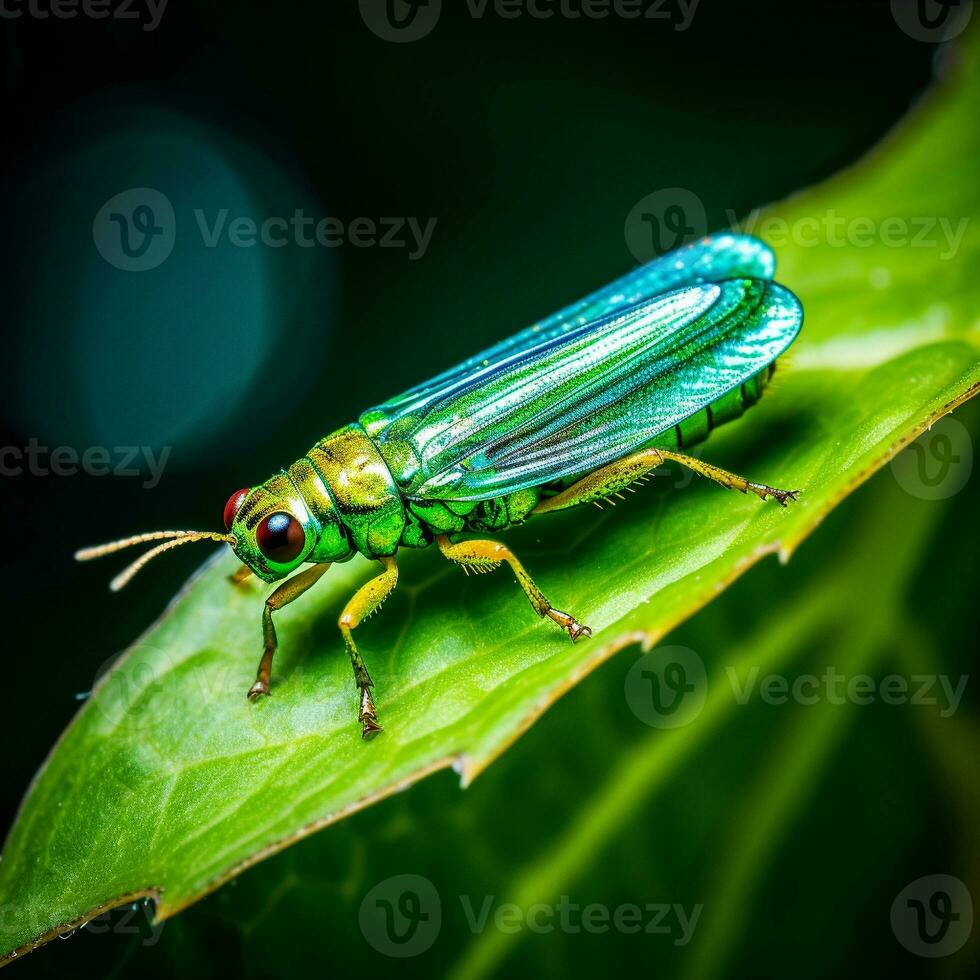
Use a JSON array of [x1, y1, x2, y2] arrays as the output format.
[[667, 362, 777, 451], [403, 488, 542, 540]]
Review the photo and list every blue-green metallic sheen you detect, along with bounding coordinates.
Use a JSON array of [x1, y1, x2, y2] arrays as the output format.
[[362, 234, 802, 501]]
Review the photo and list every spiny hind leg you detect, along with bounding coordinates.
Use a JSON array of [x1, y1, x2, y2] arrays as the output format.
[[435, 534, 591, 641], [656, 449, 800, 506], [533, 447, 800, 515], [339, 556, 399, 740], [248, 563, 330, 700], [533, 448, 667, 514]]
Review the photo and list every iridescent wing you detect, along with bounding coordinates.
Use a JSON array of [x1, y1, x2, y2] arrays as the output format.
[[360, 235, 802, 500], [361, 234, 774, 438]]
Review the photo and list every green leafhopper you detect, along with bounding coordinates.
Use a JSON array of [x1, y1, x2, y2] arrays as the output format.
[[78, 233, 802, 739]]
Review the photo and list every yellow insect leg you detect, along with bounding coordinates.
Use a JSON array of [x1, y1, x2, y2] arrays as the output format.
[[533, 447, 800, 515], [248, 563, 330, 700], [436, 534, 591, 641], [338, 556, 399, 740]]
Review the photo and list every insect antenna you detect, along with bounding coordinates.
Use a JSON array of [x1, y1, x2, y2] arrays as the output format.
[[75, 530, 235, 592]]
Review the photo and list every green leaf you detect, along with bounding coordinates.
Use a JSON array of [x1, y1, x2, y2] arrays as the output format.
[[60, 449, 976, 979], [445, 470, 957, 980], [2, 33, 979, 966]]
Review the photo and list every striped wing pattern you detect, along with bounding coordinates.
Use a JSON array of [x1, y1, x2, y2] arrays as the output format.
[[360, 235, 802, 500]]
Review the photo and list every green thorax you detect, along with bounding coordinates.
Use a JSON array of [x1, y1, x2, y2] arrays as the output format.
[[286, 423, 541, 560], [287, 424, 407, 561]]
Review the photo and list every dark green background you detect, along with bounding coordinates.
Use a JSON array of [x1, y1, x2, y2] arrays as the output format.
[[1, 1, 974, 977]]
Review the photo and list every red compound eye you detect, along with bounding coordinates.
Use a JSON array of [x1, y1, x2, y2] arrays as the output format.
[[223, 488, 250, 530], [256, 512, 305, 564]]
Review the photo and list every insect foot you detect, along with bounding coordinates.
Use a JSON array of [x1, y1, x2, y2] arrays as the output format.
[[771, 488, 802, 507], [247, 679, 271, 700], [547, 608, 593, 642], [359, 687, 384, 740]]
